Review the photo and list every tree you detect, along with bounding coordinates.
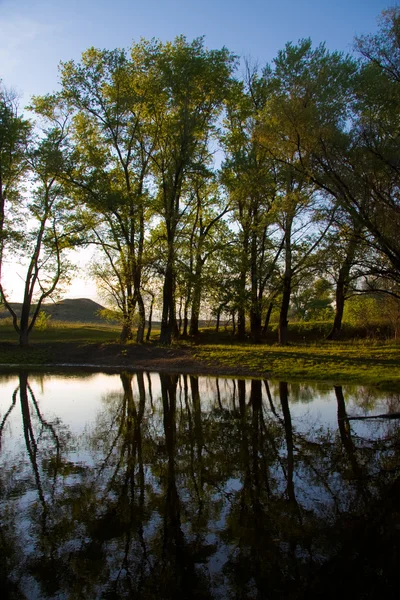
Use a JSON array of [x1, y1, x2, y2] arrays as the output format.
[[176, 175, 230, 336], [323, 213, 364, 339], [46, 39, 235, 345], [355, 7, 400, 83], [291, 276, 333, 321], [53, 47, 157, 343], [0, 121, 77, 347], [221, 73, 281, 342], [349, 8, 400, 274], [254, 40, 358, 342], [256, 25, 400, 290], [0, 85, 31, 300], [147, 37, 235, 344]]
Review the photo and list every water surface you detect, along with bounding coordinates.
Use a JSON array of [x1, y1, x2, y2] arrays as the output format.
[[1, 371, 399, 599]]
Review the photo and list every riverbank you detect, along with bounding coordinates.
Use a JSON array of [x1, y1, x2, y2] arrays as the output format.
[[0, 337, 399, 390]]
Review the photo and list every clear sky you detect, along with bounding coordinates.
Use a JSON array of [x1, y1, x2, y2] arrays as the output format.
[[0, 0, 395, 302]]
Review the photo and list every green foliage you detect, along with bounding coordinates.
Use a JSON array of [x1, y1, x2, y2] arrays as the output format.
[[97, 307, 137, 325], [34, 310, 51, 331], [0, 85, 32, 305], [0, 86, 31, 203], [344, 295, 382, 324], [291, 277, 333, 321]]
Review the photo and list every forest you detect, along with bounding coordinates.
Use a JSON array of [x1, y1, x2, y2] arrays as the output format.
[[1, 7, 399, 347]]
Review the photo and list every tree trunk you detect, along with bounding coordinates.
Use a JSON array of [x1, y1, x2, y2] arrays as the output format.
[[189, 267, 202, 336], [189, 307, 199, 336], [160, 251, 177, 344], [120, 322, 133, 343], [178, 295, 183, 334], [237, 305, 246, 340], [19, 328, 30, 348], [215, 306, 221, 332], [136, 292, 146, 344], [262, 302, 273, 336], [120, 295, 136, 343], [278, 211, 293, 346], [231, 310, 236, 336], [327, 230, 359, 340], [182, 302, 189, 338], [250, 215, 262, 343], [237, 237, 248, 340], [327, 277, 346, 340], [279, 274, 291, 345], [19, 298, 32, 347], [146, 295, 154, 342], [250, 309, 262, 344]]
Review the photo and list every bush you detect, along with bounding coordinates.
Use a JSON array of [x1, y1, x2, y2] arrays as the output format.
[[269, 319, 395, 342], [35, 311, 51, 331]]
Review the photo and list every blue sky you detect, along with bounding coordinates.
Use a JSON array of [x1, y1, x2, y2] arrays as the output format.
[[1, 0, 394, 104], [0, 0, 395, 301]]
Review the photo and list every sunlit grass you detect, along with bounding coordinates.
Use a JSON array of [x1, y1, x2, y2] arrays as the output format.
[[1, 321, 399, 389], [191, 339, 400, 389], [0, 321, 120, 343]]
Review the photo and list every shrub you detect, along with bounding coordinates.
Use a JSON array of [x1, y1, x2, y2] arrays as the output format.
[[35, 311, 51, 331]]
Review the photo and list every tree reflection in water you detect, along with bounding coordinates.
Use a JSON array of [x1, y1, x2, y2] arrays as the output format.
[[0, 372, 399, 599]]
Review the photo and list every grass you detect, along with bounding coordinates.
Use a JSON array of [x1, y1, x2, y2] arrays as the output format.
[[1, 321, 400, 389], [191, 339, 400, 389], [0, 322, 122, 366], [0, 321, 121, 343]]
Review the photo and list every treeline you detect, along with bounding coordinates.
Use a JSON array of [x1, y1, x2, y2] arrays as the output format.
[[1, 8, 400, 346]]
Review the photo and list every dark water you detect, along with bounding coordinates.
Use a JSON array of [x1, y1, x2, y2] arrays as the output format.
[[0, 371, 399, 599]]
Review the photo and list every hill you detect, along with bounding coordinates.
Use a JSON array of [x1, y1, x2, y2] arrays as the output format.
[[0, 298, 108, 323]]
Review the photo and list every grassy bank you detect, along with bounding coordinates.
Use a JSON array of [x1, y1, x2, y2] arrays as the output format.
[[0, 321, 120, 343], [0, 322, 399, 389], [192, 340, 400, 389]]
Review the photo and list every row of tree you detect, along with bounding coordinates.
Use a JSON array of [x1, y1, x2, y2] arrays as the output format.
[[1, 8, 399, 346]]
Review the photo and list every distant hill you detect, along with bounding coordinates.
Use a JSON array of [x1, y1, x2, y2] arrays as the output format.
[[0, 298, 109, 323]]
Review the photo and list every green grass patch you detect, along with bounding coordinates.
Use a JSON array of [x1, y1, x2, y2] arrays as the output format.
[[0, 321, 120, 343], [192, 340, 400, 390]]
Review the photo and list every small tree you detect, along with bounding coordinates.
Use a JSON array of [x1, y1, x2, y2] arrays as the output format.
[[0, 123, 77, 346]]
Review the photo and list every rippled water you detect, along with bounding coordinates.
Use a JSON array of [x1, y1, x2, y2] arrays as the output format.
[[0, 371, 399, 599]]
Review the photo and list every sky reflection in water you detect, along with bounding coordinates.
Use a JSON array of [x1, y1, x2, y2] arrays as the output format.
[[0, 371, 399, 599]]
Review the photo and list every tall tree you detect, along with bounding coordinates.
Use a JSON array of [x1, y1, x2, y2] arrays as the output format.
[[0, 85, 31, 300], [177, 175, 230, 337], [254, 40, 357, 342], [349, 8, 400, 274], [55, 47, 156, 342], [257, 27, 400, 288], [48, 39, 235, 345], [222, 74, 280, 342], [148, 37, 235, 344], [323, 213, 364, 339]]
